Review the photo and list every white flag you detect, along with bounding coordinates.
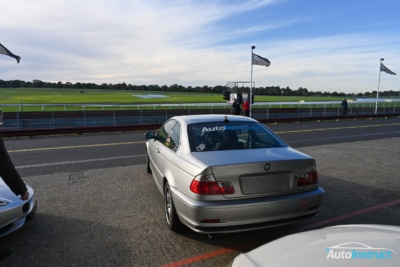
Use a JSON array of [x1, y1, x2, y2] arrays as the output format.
[[380, 63, 396, 75], [0, 43, 21, 63], [252, 53, 270, 67]]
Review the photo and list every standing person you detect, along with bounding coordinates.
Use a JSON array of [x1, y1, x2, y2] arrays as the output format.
[[0, 136, 29, 200], [341, 98, 348, 115], [242, 99, 250, 117], [232, 98, 241, 115], [0, 110, 28, 200], [0, 112, 29, 260]]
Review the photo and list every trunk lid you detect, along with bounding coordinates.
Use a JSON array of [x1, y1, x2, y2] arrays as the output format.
[[192, 147, 317, 199]]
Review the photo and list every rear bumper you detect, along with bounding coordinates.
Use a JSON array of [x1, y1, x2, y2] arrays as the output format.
[[172, 187, 324, 234]]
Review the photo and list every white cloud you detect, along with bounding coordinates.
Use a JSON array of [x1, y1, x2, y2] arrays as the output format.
[[1, 0, 399, 93]]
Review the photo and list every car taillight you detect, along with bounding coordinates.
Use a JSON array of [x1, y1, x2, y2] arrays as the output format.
[[297, 171, 318, 186], [190, 174, 235, 195]]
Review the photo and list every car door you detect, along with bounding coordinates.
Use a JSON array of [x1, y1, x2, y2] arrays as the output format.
[[147, 119, 179, 191]]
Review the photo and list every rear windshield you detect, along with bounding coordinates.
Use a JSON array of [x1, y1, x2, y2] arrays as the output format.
[[188, 121, 287, 152]]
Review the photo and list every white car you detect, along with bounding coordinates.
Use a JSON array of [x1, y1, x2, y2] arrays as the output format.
[[230, 224, 400, 266], [145, 115, 324, 235], [0, 178, 37, 237]]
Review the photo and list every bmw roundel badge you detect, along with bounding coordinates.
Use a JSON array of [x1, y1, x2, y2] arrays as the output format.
[[264, 163, 271, 171]]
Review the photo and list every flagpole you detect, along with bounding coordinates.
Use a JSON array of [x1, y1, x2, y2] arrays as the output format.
[[375, 58, 384, 114], [250, 46, 255, 117]]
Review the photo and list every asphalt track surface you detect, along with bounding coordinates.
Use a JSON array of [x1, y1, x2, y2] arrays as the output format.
[[1, 117, 400, 266]]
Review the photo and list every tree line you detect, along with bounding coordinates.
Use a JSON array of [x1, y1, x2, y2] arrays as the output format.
[[0, 79, 398, 98]]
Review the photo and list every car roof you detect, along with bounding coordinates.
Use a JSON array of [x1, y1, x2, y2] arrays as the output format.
[[171, 114, 257, 125]]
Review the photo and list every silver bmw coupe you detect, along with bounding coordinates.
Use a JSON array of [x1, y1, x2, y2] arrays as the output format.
[[145, 115, 324, 235]]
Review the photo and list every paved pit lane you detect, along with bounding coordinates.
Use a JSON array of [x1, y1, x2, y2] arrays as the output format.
[[1, 137, 399, 266]]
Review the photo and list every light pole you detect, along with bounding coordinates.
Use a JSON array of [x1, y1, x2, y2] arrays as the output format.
[[375, 58, 384, 114], [250, 46, 255, 117]]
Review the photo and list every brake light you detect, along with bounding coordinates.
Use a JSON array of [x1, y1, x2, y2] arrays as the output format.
[[297, 171, 318, 186], [190, 175, 235, 195]]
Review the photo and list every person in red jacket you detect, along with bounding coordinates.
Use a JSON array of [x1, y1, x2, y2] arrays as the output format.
[[242, 99, 250, 117]]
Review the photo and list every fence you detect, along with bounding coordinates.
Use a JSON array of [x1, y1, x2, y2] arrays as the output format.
[[0, 106, 398, 130]]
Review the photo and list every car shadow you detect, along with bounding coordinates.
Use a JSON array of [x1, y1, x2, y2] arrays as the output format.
[[0, 213, 137, 266]]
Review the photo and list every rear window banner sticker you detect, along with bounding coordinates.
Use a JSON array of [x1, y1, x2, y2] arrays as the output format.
[[201, 124, 262, 133]]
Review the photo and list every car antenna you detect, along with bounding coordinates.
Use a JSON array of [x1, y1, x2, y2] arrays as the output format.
[[224, 116, 229, 123]]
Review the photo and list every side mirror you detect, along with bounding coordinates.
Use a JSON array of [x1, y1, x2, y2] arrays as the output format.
[[144, 132, 155, 140]]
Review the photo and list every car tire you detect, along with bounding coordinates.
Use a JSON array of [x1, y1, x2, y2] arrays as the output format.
[[146, 153, 152, 174], [164, 182, 182, 232]]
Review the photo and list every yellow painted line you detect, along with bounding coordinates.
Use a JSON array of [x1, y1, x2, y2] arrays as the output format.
[[9, 141, 145, 153], [274, 122, 400, 134]]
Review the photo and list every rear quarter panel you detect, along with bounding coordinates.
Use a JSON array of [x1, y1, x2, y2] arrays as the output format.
[[153, 144, 204, 198]]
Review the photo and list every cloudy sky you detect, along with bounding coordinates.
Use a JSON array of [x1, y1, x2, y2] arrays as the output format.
[[1, 0, 399, 93]]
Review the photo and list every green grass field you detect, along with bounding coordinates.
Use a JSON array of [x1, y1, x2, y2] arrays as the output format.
[[0, 88, 346, 103], [0, 88, 397, 112]]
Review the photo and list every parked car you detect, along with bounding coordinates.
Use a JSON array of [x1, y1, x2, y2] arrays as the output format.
[[144, 115, 324, 235], [230, 224, 400, 266], [0, 178, 37, 237]]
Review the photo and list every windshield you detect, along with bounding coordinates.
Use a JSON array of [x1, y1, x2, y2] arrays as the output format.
[[188, 121, 287, 152]]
